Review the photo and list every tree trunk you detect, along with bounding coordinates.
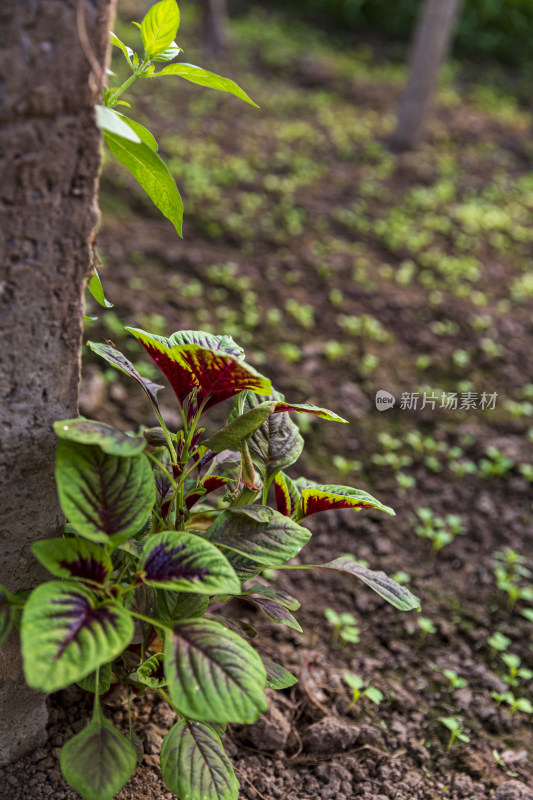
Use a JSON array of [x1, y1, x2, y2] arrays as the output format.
[[201, 0, 228, 56], [0, 0, 116, 765], [391, 0, 462, 151]]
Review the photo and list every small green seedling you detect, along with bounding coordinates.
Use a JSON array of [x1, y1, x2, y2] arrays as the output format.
[[418, 616, 437, 638], [442, 669, 467, 691], [478, 447, 515, 479], [492, 749, 519, 778], [500, 653, 533, 686], [487, 631, 511, 655], [492, 548, 532, 611], [324, 608, 360, 646], [414, 508, 465, 552], [521, 608, 533, 623], [491, 691, 533, 716], [439, 717, 470, 749], [344, 673, 384, 710]]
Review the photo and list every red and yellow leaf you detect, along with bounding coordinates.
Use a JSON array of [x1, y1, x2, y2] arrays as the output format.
[[273, 402, 348, 423], [298, 484, 395, 520], [126, 327, 196, 403], [274, 471, 300, 518], [179, 344, 271, 412], [127, 327, 271, 412], [185, 475, 233, 510]]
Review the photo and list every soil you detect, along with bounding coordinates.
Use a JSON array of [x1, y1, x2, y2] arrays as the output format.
[[3, 6, 533, 800]]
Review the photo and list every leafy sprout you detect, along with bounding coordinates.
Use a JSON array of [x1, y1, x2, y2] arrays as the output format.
[[344, 673, 384, 710], [324, 608, 360, 646], [439, 717, 470, 749], [442, 669, 467, 691]]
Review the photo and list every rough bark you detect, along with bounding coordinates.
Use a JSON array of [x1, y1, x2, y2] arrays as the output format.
[[201, 0, 228, 56], [391, 0, 462, 151], [0, 0, 116, 765]]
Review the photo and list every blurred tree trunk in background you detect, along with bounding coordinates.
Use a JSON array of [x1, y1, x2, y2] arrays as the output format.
[[201, 0, 228, 55], [0, 0, 115, 765], [391, 0, 462, 151]]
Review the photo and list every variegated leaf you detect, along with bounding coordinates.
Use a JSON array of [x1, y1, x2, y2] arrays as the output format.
[[165, 618, 267, 723], [21, 581, 133, 692], [31, 538, 112, 586], [274, 471, 301, 518], [262, 657, 298, 690], [298, 484, 395, 520], [247, 597, 302, 632], [206, 506, 311, 566], [56, 441, 154, 545], [315, 557, 420, 611], [54, 418, 145, 457], [138, 531, 241, 594], [161, 720, 239, 800], [273, 402, 348, 423]]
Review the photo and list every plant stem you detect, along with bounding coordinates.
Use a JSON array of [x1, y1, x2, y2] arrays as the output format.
[[145, 451, 178, 491], [130, 609, 172, 630], [106, 63, 146, 108], [152, 406, 178, 464]]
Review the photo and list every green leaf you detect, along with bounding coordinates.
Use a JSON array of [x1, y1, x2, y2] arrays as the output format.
[[110, 31, 134, 67], [146, 63, 258, 108], [0, 584, 13, 647], [87, 267, 114, 308], [114, 113, 159, 151], [31, 538, 112, 585], [87, 341, 164, 412], [96, 105, 141, 143], [165, 618, 267, 723], [202, 401, 277, 453], [137, 653, 166, 688], [54, 418, 145, 456], [104, 131, 183, 236], [138, 531, 241, 594], [141, 0, 180, 57], [314, 557, 420, 611], [364, 687, 383, 704], [297, 484, 395, 520], [206, 506, 310, 566], [246, 393, 304, 487], [262, 657, 298, 690], [21, 581, 134, 692], [60, 707, 136, 800], [55, 441, 154, 545], [161, 720, 239, 800], [77, 662, 112, 695], [151, 41, 182, 62]]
